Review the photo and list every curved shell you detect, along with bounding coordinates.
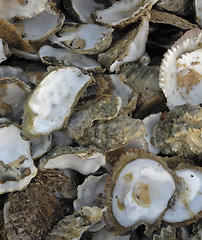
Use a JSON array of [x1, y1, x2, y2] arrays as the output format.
[[159, 28, 202, 109], [103, 150, 176, 236]]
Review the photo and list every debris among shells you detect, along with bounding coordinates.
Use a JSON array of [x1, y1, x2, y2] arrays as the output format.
[[0, 0, 202, 239]]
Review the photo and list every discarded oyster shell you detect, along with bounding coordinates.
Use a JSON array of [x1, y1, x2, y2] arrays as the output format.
[[104, 150, 176, 235], [22, 66, 94, 138], [159, 28, 202, 109], [63, 0, 105, 23], [30, 134, 52, 159], [47, 206, 104, 240], [143, 113, 161, 154], [93, 0, 157, 28], [4, 170, 77, 240], [39, 146, 106, 175], [153, 225, 177, 240], [0, 66, 29, 83], [0, 0, 49, 20], [153, 103, 202, 159], [77, 114, 146, 152], [0, 38, 11, 63], [0, 78, 31, 122], [11, 3, 65, 43], [38, 45, 103, 72], [0, 120, 37, 194], [98, 16, 149, 72], [49, 23, 114, 55], [163, 164, 202, 226], [51, 129, 73, 147], [66, 95, 121, 139]]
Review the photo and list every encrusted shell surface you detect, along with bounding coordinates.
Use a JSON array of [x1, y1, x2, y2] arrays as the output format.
[[66, 94, 121, 139], [103, 150, 176, 236], [22, 66, 94, 138], [153, 103, 202, 159], [77, 114, 146, 152], [159, 28, 202, 109]]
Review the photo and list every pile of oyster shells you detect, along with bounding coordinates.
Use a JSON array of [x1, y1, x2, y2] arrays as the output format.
[[0, 0, 202, 239]]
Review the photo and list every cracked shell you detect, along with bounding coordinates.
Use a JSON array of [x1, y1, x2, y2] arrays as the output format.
[[159, 28, 202, 109], [22, 66, 94, 138], [103, 150, 176, 236], [0, 120, 37, 194]]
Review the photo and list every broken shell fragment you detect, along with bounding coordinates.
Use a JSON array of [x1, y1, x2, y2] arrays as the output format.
[[38, 45, 103, 72], [92, 227, 131, 240], [49, 23, 114, 55], [0, 66, 29, 83], [93, 0, 157, 28], [22, 66, 94, 138], [66, 94, 121, 139], [63, 0, 105, 23], [195, 0, 202, 28], [159, 28, 202, 109], [0, 121, 37, 194], [11, 3, 65, 43], [104, 151, 176, 235], [39, 146, 106, 175], [98, 16, 149, 72], [163, 164, 202, 226], [153, 103, 202, 159], [77, 114, 146, 152], [47, 206, 104, 240]]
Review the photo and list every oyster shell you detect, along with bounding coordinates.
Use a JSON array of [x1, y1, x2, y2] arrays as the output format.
[[47, 206, 104, 240], [0, 120, 37, 194], [11, 3, 65, 43], [104, 150, 176, 236], [0, 66, 29, 83], [163, 164, 202, 227], [51, 129, 73, 147], [93, 0, 157, 28], [38, 45, 103, 72], [195, 0, 202, 28], [22, 66, 94, 138], [159, 28, 202, 109], [92, 227, 131, 240], [98, 16, 149, 72], [63, 0, 105, 23], [153, 103, 202, 159], [77, 114, 146, 152], [39, 146, 106, 175], [49, 22, 114, 55], [66, 95, 121, 139], [0, 0, 49, 20], [153, 225, 177, 240]]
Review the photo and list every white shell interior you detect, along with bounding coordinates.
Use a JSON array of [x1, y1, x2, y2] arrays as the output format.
[[27, 67, 92, 135], [159, 30, 202, 109], [43, 152, 106, 175], [163, 168, 202, 223], [0, 39, 10, 63], [94, 0, 157, 26], [0, 0, 48, 20], [0, 123, 37, 194], [39, 45, 102, 71], [143, 113, 161, 154], [112, 158, 175, 228], [30, 134, 51, 159], [110, 17, 149, 72], [50, 24, 113, 52]]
